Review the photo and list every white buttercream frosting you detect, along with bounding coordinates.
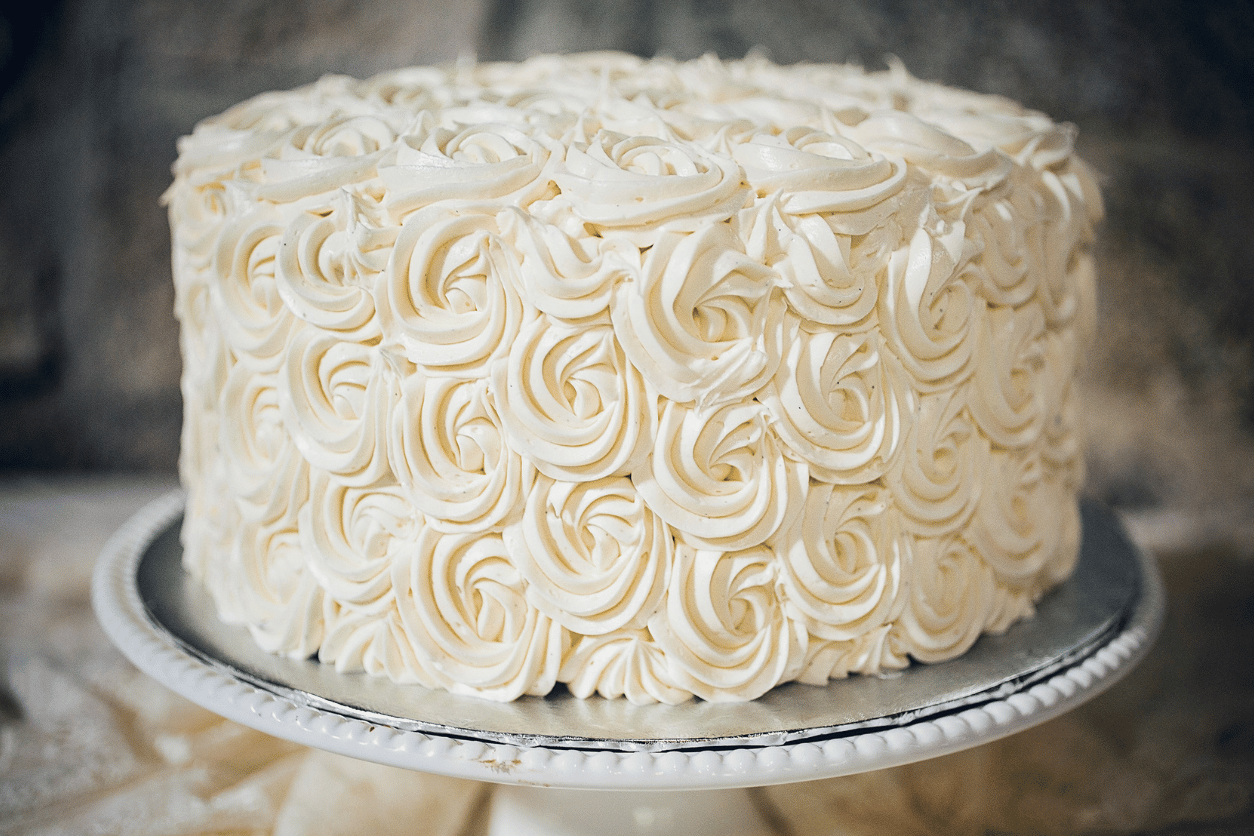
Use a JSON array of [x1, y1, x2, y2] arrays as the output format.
[[169, 51, 1100, 704]]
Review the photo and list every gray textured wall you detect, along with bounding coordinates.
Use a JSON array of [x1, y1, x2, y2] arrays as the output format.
[[1, 0, 1251, 514]]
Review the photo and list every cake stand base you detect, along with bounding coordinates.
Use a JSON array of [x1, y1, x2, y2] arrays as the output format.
[[489, 786, 774, 836]]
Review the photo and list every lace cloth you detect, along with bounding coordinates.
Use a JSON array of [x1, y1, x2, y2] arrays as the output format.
[[1, 477, 1250, 835]]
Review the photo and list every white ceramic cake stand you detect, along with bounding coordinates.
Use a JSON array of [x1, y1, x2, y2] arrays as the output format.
[[93, 492, 1163, 836]]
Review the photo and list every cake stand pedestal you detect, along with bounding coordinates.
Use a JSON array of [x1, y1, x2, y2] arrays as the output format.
[[489, 786, 775, 836], [93, 493, 1163, 836]]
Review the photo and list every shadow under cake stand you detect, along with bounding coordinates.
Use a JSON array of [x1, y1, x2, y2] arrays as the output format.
[[93, 493, 1163, 836]]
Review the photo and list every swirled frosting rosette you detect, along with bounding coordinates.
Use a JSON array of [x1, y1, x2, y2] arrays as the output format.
[[799, 626, 908, 685], [879, 222, 985, 391], [491, 318, 657, 481], [320, 606, 436, 684], [388, 375, 532, 533], [967, 303, 1050, 449], [610, 221, 785, 407], [741, 195, 896, 330], [889, 533, 996, 664], [732, 127, 908, 222], [393, 529, 567, 701], [219, 363, 309, 525], [887, 388, 990, 537], [554, 129, 748, 242], [254, 115, 399, 206], [776, 484, 910, 642], [378, 208, 529, 378], [299, 472, 438, 682], [964, 448, 1060, 591], [503, 209, 637, 323], [762, 327, 912, 483], [274, 190, 387, 341], [300, 471, 416, 608], [226, 510, 327, 660], [964, 189, 1042, 309], [559, 630, 691, 704], [171, 51, 1100, 703], [1034, 166, 1103, 327], [634, 400, 808, 551], [505, 475, 671, 635], [175, 271, 230, 417], [165, 177, 232, 274], [277, 329, 398, 487], [849, 110, 1014, 194], [650, 545, 806, 702], [909, 101, 1078, 171], [212, 210, 295, 367], [380, 122, 556, 217]]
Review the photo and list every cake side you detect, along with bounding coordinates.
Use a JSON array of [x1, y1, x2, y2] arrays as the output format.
[[166, 52, 1100, 704]]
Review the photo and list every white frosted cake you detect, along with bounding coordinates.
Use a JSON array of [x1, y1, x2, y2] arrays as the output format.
[[166, 52, 1100, 704]]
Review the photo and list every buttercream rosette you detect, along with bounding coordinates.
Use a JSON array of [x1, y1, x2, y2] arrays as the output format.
[[378, 207, 530, 378], [273, 189, 387, 342], [760, 326, 912, 484], [170, 51, 1099, 704], [633, 399, 808, 552], [505, 475, 672, 635], [610, 221, 785, 408], [650, 544, 806, 702], [491, 318, 657, 481], [559, 630, 691, 704], [553, 129, 748, 243], [388, 375, 532, 534], [393, 528, 567, 701], [212, 209, 295, 367]]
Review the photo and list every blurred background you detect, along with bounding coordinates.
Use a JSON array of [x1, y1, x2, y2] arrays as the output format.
[[1, 0, 1253, 523]]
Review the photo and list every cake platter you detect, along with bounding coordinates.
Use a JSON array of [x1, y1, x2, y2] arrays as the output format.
[[94, 492, 1162, 834]]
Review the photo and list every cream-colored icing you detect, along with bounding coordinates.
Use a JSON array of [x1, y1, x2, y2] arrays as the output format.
[[388, 375, 533, 533], [649, 544, 806, 702], [634, 399, 808, 552], [168, 51, 1101, 704], [609, 223, 785, 408], [776, 483, 908, 643], [491, 319, 656, 481], [505, 475, 671, 635]]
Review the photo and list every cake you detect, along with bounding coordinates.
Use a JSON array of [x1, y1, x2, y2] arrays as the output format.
[[166, 52, 1100, 704]]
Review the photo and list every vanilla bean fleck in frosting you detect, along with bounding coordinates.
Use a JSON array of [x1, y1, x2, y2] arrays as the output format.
[[168, 51, 1100, 704]]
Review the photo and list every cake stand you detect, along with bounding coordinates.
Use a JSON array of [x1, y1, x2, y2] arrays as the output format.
[[93, 492, 1163, 836]]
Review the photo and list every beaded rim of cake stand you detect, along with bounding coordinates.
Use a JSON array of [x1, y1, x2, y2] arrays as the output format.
[[93, 491, 1164, 791]]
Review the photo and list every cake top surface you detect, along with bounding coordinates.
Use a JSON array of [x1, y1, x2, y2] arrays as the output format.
[[174, 51, 1085, 217]]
